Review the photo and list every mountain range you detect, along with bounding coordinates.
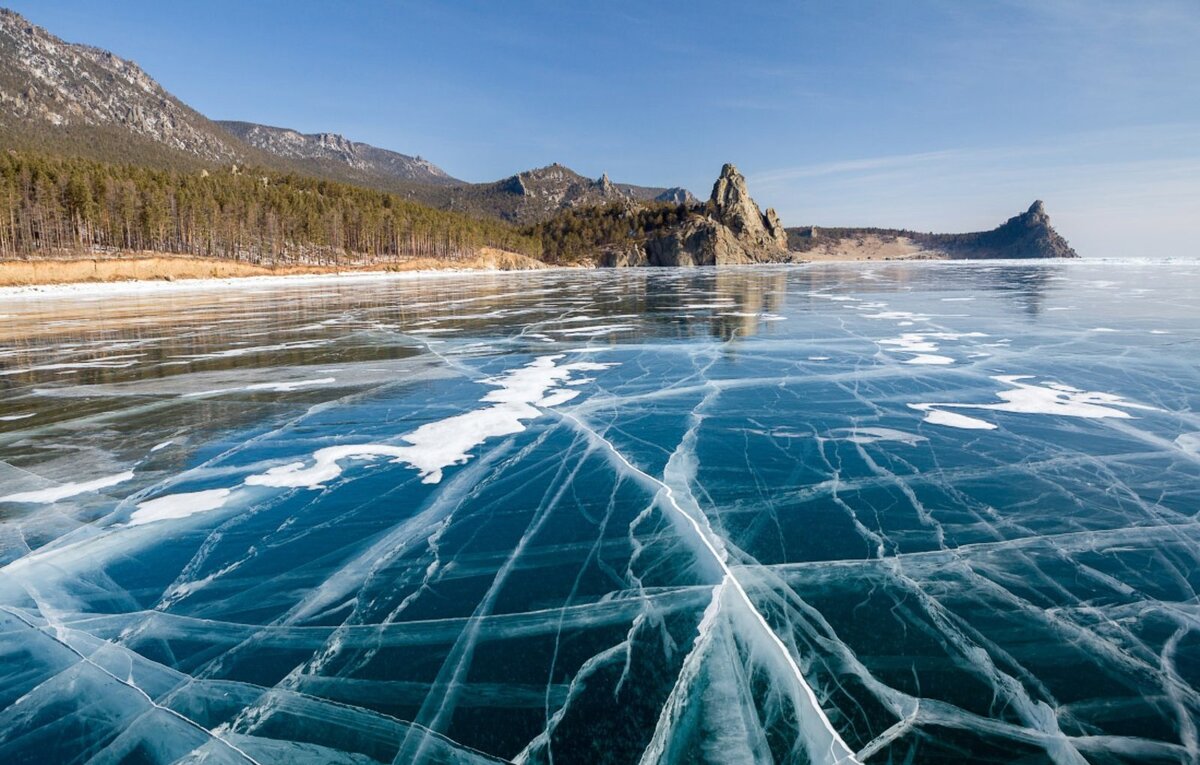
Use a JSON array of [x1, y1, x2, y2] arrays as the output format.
[[0, 7, 1076, 265], [0, 8, 693, 225]]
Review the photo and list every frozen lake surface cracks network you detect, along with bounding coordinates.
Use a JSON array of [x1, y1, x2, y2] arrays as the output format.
[[0, 261, 1198, 764]]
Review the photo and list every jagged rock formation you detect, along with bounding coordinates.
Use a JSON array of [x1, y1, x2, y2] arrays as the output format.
[[709, 163, 789, 252], [217, 121, 460, 186], [646, 187, 694, 205], [786, 200, 1079, 260], [601, 163, 791, 267]]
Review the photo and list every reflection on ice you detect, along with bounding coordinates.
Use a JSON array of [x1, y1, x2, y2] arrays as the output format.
[[1, 260, 1198, 764]]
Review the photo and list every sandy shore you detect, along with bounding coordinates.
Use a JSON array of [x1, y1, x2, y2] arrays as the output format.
[[0, 249, 550, 299], [793, 235, 946, 262]]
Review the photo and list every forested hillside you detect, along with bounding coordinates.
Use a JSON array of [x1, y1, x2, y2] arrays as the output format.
[[527, 201, 696, 264], [0, 152, 541, 265]]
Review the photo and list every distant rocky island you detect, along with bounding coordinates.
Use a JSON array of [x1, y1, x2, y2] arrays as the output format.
[[0, 7, 1077, 284], [786, 200, 1077, 261]]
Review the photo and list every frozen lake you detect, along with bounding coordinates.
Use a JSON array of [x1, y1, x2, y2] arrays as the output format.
[[1, 261, 1198, 764]]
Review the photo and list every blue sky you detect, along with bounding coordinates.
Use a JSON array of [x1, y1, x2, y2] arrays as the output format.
[[10, 0, 1200, 257]]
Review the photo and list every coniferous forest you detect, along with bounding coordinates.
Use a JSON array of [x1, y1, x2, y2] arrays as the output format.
[[527, 201, 695, 264], [0, 151, 542, 265]]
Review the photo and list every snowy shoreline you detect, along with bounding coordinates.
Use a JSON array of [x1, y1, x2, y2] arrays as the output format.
[[0, 266, 568, 302], [0, 256, 1186, 303]]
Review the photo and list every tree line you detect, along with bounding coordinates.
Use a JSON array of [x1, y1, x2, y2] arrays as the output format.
[[0, 151, 542, 264], [527, 201, 695, 264]]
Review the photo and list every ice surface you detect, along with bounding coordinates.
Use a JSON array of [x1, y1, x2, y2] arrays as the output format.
[[182, 376, 337, 397], [1, 261, 1198, 764]]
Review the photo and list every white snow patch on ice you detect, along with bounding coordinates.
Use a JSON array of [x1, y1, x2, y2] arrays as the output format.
[[880, 334, 939, 353], [1173, 432, 1200, 454], [904, 354, 955, 365], [864, 310, 930, 322], [245, 377, 336, 393], [247, 354, 613, 487], [721, 312, 786, 321], [183, 377, 336, 397], [833, 427, 927, 446], [129, 489, 232, 525], [909, 404, 997, 430], [1, 471, 135, 504], [911, 376, 1156, 431], [180, 341, 329, 360]]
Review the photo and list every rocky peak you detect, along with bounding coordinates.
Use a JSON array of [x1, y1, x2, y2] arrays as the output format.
[[653, 187, 696, 205], [708, 163, 788, 251], [603, 163, 792, 267], [215, 121, 459, 185], [709, 164, 752, 229], [597, 172, 619, 196], [957, 200, 1077, 259]]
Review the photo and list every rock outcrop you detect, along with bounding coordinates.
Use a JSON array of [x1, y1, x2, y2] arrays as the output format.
[[784, 200, 1079, 260], [951, 200, 1077, 259], [602, 163, 791, 267], [709, 163, 789, 252]]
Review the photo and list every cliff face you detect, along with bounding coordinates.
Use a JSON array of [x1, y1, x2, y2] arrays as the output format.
[[603, 164, 790, 267]]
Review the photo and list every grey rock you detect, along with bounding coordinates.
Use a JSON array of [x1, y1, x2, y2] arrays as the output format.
[[217, 121, 460, 186], [602, 164, 791, 267]]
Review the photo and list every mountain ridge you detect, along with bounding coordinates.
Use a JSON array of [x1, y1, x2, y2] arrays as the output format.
[[0, 8, 695, 224], [216, 120, 462, 187], [0, 7, 250, 166], [0, 7, 1079, 264]]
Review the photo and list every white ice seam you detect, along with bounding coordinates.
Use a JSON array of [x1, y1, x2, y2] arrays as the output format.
[[565, 413, 860, 765]]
